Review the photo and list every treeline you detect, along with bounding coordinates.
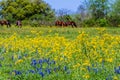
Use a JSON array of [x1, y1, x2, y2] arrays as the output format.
[[0, 0, 55, 26], [74, 0, 120, 27], [0, 0, 120, 27]]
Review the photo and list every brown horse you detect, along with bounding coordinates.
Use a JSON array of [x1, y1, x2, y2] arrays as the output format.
[[0, 20, 11, 27], [66, 21, 77, 28], [55, 20, 64, 26], [16, 20, 22, 28], [55, 20, 77, 28]]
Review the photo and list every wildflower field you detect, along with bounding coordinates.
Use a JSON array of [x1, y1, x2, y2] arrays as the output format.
[[0, 26, 120, 80]]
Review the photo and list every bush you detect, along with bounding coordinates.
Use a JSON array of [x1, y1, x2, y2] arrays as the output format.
[[83, 19, 96, 27], [107, 15, 120, 27], [97, 18, 108, 27]]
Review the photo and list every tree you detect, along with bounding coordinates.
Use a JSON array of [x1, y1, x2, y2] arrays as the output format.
[[107, 0, 120, 27], [77, 0, 90, 21], [0, 0, 55, 22], [112, 0, 120, 16], [88, 0, 109, 20]]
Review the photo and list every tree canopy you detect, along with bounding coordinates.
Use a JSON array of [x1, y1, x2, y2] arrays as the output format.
[[0, 0, 55, 22]]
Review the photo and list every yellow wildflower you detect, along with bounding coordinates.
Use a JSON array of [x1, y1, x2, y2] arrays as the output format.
[[83, 74, 90, 79], [15, 59, 23, 65]]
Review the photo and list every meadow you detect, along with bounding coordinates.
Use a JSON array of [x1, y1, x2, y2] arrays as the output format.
[[0, 26, 120, 80]]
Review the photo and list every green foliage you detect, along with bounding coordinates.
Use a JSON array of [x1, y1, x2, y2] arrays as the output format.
[[107, 15, 120, 27], [97, 18, 108, 27], [83, 19, 96, 27], [88, 0, 109, 20], [57, 15, 73, 22], [0, 0, 55, 23], [107, 0, 120, 27]]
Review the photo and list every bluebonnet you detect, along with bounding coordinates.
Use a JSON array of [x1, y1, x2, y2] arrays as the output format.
[[24, 54, 28, 57], [39, 71, 44, 77], [28, 70, 35, 74], [11, 58, 70, 78], [63, 66, 67, 71], [38, 59, 43, 64], [87, 66, 90, 72], [12, 56, 14, 60], [13, 70, 22, 75], [51, 60, 56, 64], [0, 64, 2, 67], [43, 58, 50, 63], [36, 68, 42, 72], [114, 67, 120, 74], [66, 70, 71, 74], [93, 68, 98, 74], [54, 68, 57, 72], [45, 68, 51, 74], [102, 60, 105, 68], [31, 59, 37, 66], [18, 56, 22, 59]]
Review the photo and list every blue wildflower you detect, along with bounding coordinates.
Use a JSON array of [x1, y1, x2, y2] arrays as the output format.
[[87, 66, 90, 72], [14, 70, 22, 75], [0, 64, 2, 67], [38, 59, 43, 64], [18, 56, 22, 59], [31, 59, 37, 66], [36, 68, 42, 72], [66, 70, 71, 74], [54, 68, 57, 72], [92, 64, 94, 67], [24, 54, 28, 57], [12, 56, 14, 60], [63, 66, 67, 71], [28, 70, 35, 73], [102, 60, 105, 68], [93, 68, 98, 74], [46, 68, 51, 74], [114, 67, 120, 74], [43, 58, 49, 63], [39, 72, 44, 77], [51, 60, 56, 64]]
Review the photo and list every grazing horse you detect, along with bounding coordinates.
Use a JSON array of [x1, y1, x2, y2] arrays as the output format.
[[0, 20, 11, 27], [55, 20, 68, 27], [55, 20, 77, 28], [55, 20, 63, 26], [66, 21, 77, 28], [16, 20, 22, 28]]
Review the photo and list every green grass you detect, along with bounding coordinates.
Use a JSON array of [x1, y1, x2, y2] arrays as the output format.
[[0, 26, 120, 39]]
